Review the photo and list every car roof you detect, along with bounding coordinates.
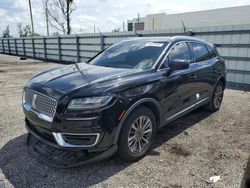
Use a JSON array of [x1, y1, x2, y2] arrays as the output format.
[[171, 36, 213, 46], [124, 37, 172, 42], [123, 36, 213, 46]]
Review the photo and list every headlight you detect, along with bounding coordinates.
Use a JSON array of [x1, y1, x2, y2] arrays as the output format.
[[67, 95, 113, 110]]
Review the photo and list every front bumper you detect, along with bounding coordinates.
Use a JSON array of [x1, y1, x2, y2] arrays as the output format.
[[27, 133, 117, 168], [26, 121, 118, 168], [24, 104, 120, 167]]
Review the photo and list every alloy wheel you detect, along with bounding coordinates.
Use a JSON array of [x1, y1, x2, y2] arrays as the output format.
[[127, 115, 153, 154], [214, 84, 223, 109]]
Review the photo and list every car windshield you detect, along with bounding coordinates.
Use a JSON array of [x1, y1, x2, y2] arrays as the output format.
[[88, 40, 169, 70]]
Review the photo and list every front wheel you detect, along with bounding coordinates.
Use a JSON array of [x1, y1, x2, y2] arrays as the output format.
[[205, 81, 224, 112], [117, 106, 156, 162]]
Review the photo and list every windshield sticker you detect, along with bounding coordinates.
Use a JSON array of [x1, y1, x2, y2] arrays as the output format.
[[145, 42, 164, 47]]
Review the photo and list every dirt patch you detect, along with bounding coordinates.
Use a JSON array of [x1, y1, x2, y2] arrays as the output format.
[[169, 143, 191, 157], [167, 184, 183, 188]]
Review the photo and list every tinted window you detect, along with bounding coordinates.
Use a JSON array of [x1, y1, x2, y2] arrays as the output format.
[[206, 45, 217, 58], [190, 42, 210, 62], [168, 42, 191, 62], [89, 41, 168, 70], [128, 23, 133, 31]]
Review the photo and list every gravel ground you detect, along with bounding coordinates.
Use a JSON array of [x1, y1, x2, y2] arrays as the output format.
[[0, 54, 249, 188]]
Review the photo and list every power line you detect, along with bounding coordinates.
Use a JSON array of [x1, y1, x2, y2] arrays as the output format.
[[3, 0, 28, 14]]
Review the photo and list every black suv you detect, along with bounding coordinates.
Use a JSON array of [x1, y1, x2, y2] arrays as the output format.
[[23, 36, 226, 167]]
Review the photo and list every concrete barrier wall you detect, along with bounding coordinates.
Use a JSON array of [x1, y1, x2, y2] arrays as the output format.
[[0, 24, 250, 85]]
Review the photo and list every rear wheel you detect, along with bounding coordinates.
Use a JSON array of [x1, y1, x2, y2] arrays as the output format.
[[205, 81, 224, 112], [117, 106, 156, 162]]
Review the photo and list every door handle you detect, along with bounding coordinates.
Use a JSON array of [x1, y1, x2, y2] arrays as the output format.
[[189, 74, 197, 79]]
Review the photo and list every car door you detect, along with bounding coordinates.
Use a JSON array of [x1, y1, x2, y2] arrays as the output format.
[[158, 42, 199, 122], [188, 42, 214, 101]]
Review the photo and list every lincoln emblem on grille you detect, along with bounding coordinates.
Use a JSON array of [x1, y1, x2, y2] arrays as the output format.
[[32, 94, 37, 109]]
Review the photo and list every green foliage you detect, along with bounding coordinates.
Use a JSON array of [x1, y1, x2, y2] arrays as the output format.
[[33, 33, 41, 37], [112, 28, 120, 32], [22, 25, 32, 37], [16, 24, 41, 37], [52, 31, 61, 36], [17, 23, 23, 37], [2, 25, 12, 38]]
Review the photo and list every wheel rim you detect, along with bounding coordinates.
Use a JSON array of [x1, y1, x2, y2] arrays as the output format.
[[214, 84, 223, 109], [127, 115, 153, 154]]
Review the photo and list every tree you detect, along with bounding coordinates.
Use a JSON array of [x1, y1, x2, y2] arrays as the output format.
[[17, 23, 23, 37], [43, 0, 76, 35], [2, 25, 12, 38], [23, 25, 33, 37], [112, 28, 120, 32], [52, 31, 61, 36], [16, 24, 41, 37], [32, 33, 41, 37]]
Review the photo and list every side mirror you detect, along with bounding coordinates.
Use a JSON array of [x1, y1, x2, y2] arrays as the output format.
[[169, 59, 190, 71]]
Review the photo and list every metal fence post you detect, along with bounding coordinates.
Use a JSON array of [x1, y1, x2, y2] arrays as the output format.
[[22, 38, 26, 56], [1, 39, 4, 53], [58, 36, 61, 61], [32, 38, 35, 58], [43, 37, 47, 60], [100, 35, 104, 51], [76, 36, 80, 62], [7, 39, 10, 54], [14, 39, 17, 55]]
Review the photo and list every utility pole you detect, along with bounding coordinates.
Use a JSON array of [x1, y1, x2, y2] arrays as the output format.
[[181, 20, 186, 33], [45, 0, 49, 36], [66, 0, 70, 34], [28, 0, 34, 35], [94, 24, 96, 33], [152, 18, 155, 30], [137, 13, 140, 30], [123, 21, 125, 31]]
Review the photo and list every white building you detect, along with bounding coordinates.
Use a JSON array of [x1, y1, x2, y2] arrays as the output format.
[[127, 5, 250, 31]]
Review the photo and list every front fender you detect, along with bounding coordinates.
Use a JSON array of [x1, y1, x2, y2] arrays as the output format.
[[112, 97, 162, 145]]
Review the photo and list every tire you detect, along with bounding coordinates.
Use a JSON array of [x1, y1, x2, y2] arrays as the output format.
[[117, 106, 156, 162], [205, 81, 224, 112]]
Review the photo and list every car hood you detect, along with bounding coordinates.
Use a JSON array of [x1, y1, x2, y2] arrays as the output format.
[[26, 63, 144, 98]]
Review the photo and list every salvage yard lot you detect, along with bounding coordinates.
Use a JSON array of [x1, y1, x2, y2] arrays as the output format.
[[0, 54, 249, 188]]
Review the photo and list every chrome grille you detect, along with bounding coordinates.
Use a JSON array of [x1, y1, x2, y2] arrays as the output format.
[[24, 89, 57, 119]]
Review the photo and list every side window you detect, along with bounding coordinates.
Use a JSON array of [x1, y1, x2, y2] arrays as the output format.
[[160, 42, 191, 69], [206, 45, 217, 59], [190, 42, 210, 62], [168, 42, 191, 62]]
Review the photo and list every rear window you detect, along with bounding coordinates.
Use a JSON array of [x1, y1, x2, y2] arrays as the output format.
[[190, 42, 210, 62], [206, 45, 217, 58]]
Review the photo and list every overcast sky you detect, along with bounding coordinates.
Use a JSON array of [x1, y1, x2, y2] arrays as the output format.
[[0, 0, 250, 36]]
